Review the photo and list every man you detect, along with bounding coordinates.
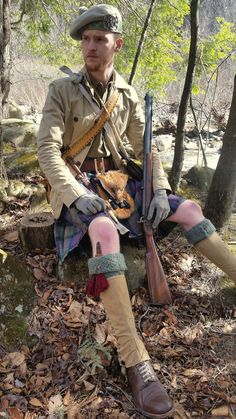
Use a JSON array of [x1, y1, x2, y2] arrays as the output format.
[[37, 4, 236, 418]]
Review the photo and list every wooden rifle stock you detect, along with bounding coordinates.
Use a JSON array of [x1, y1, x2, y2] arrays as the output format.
[[142, 95, 172, 305]]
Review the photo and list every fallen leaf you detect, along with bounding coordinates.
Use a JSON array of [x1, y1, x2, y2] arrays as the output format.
[[2, 230, 18, 242], [63, 300, 89, 328], [29, 398, 43, 407], [9, 352, 25, 367], [63, 390, 71, 406], [6, 407, 24, 419], [67, 404, 83, 419], [94, 323, 107, 344], [83, 380, 95, 392], [48, 394, 63, 414], [182, 324, 204, 345], [211, 405, 231, 416]]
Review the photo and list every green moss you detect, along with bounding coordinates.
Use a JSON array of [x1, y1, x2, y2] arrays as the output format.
[[3, 142, 16, 155], [5, 149, 40, 174], [0, 252, 37, 350]]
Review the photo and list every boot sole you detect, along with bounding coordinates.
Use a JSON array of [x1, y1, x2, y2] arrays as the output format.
[[136, 404, 175, 418]]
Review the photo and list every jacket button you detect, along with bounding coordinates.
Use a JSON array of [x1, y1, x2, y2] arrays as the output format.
[[74, 116, 78, 122]]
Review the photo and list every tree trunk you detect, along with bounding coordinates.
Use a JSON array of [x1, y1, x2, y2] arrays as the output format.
[[204, 74, 236, 229], [128, 0, 156, 86], [169, 0, 199, 192], [0, 0, 11, 179]]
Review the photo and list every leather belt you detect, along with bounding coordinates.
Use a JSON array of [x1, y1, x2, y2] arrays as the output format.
[[80, 157, 115, 172]]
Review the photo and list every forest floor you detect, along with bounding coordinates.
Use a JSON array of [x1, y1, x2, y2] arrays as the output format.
[[0, 175, 236, 419]]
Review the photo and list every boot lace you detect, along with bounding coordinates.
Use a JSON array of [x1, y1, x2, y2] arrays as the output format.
[[138, 362, 157, 383]]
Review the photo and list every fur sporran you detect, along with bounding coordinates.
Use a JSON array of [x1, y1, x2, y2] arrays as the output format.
[[96, 170, 134, 219]]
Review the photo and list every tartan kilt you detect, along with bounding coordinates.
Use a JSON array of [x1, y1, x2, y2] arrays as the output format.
[[54, 177, 185, 262]]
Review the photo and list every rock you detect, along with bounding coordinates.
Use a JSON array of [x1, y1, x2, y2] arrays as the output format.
[[0, 250, 37, 350], [185, 128, 199, 139], [184, 165, 215, 191], [5, 149, 40, 174], [6, 179, 43, 199], [7, 100, 23, 119], [0, 179, 8, 201], [6, 180, 26, 197], [154, 134, 173, 152], [3, 118, 38, 148], [30, 185, 52, 213], [184, 141, 198, 151]]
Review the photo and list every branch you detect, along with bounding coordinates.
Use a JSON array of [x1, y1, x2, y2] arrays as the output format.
[[11, 0, 26, 26]]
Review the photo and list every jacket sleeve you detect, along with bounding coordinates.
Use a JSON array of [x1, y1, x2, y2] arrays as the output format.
[[37, 82, 87, 208], [125, 90, 171, 192]]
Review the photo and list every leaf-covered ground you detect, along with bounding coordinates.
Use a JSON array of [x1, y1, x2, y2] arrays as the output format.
[[0, 177, 236, 418]]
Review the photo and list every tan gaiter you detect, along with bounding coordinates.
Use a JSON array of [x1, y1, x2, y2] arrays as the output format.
[[195, 232, 236, 284], [100, 274, 150, 368]]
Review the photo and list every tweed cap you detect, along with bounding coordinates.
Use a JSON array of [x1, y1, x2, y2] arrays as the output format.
[[70, 4, 122, 40]]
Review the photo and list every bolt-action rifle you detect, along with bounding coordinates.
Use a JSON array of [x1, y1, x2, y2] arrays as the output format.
[[141, 94, 172, 305]]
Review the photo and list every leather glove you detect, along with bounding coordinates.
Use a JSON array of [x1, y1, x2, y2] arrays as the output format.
[[147, 189, 170, 229], [74, 194, 106, 215]]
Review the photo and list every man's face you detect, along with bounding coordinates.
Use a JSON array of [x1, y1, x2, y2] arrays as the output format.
[[81, 30, 122, 73]]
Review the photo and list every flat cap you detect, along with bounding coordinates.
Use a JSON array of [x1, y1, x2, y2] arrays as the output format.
[[70, 4, 122, 40]]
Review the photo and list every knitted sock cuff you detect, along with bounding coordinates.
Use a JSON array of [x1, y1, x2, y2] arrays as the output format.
[[185, 218, 216, 245], [88, 253, 127, 277]]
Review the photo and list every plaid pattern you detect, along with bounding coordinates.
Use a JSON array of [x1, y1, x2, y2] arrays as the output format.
[[54, 178, 185, 261]]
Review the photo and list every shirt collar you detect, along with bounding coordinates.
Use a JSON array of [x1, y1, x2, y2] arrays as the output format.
[[79, 66, 130, 90]]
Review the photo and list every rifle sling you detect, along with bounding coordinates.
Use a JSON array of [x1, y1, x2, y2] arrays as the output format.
[[62, 89, 120, 161]]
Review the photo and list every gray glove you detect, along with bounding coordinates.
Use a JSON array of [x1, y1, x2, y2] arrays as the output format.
[[147, 189, 170, 229], [74, 194, 106, 215]]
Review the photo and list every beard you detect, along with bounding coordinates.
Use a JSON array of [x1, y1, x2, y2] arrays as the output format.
[[85, 61, 101, 72]]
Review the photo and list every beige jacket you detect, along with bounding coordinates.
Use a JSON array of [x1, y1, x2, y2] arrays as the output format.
[[37, 68, 170, 219]]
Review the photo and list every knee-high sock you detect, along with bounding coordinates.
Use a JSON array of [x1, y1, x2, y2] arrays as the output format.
[[88, 253, 150, 367], [100, 274, 150, 367], [185, 219, 236, 284]]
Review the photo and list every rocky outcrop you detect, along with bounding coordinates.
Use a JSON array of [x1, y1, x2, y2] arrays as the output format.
[[3, 118, 40, 175], [184, 165, 215, 191]]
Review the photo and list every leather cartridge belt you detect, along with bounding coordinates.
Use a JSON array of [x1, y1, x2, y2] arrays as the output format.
[[80, 156, 115, 173]]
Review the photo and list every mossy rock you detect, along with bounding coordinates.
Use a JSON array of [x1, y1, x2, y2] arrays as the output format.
[[5, 148, 40, 175], [3, 118, 38, 148], [0, 250, 37, 350], [184, 165, 215, 192], [8, 101, 23, 119]]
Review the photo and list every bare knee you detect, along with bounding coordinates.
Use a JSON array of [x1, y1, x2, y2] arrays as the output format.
[[167, 199, 205, 230], [88, 216, 120, 255], [180, 200, 203, 217]]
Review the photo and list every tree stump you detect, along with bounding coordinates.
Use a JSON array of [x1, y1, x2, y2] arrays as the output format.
[[18, 212, 55, 251]]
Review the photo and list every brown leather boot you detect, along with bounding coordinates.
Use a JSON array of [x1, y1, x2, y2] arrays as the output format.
[[127, 360, 174, 418]]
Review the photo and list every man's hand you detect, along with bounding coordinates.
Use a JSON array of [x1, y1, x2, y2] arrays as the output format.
[[74, 194, 106, 215], [147, 189, 170, 229]]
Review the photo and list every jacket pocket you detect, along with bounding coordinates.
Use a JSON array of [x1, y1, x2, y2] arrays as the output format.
[[71, 112, 97, 144]]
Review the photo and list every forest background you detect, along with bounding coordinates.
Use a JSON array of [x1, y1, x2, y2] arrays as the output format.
[[0, 0, 236, 418], [2, 0, 236, 225]]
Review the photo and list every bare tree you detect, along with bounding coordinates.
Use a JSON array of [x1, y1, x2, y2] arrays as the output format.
[[204, 74, 236, 228], [169, 0, 199, 192], [128, 0, 156, 86], [0, 0, 11, 179]]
